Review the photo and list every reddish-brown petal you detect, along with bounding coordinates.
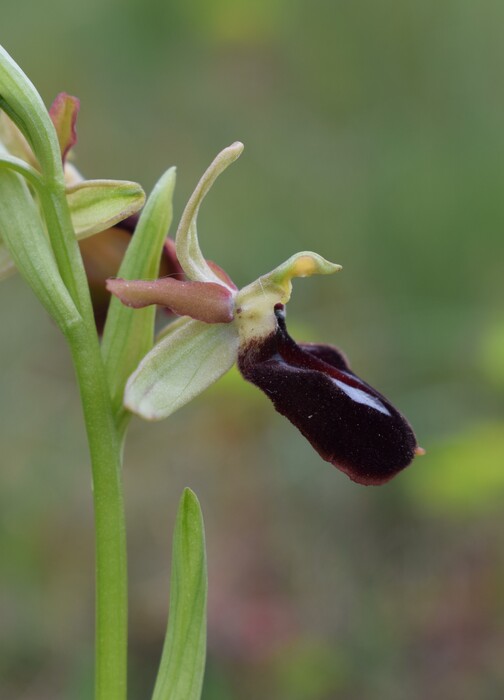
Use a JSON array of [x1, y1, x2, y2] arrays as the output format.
[[237, 307, 419, 485], [79, 213, 185, 332], [106, 277, 235, 324]]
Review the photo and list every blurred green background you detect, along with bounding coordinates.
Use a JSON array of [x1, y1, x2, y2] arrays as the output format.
[[1, 1, 504, 698]]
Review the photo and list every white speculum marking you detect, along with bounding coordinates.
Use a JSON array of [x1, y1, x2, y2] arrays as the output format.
[[331, 377, 391, 416]]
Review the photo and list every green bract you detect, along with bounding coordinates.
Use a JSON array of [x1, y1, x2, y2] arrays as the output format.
[[101, 167, 177, 426]]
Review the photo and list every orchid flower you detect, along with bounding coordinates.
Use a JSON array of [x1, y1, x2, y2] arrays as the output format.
[[108, 143, 423, 485]]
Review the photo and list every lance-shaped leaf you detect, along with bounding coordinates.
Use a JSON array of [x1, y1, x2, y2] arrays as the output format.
[[66, 178, 146, 238], [151, 488, 207, 700], [175, 142, 243, 286], [101, 167, 176, 421], [125, 318, 239, 420], [0, 168, 80, 334]]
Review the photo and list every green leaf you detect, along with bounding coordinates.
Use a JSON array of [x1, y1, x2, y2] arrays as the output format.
[[66, 178, 146, 238], [152, 488, 207, 700], [101, 167, 176, 421], [0, 168, 80, 333], [125, 319, 239, 420]]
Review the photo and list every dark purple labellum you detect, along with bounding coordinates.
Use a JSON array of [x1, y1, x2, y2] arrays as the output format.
[[237, 307, 419, 485]]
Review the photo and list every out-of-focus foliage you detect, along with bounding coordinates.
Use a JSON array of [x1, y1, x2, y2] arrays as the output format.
[[1, 1, 504, 699]]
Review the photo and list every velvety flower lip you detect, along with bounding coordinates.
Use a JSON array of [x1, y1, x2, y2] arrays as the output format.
[[238, 304, 419, 486]]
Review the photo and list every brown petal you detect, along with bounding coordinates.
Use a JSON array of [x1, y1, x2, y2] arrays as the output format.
[[80, 216, 184, 332]]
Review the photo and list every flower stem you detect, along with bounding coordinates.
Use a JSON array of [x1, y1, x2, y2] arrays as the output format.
[[68, 325, 128, 700], [0, 45, 129, 698], [39, 185, 129, 700]]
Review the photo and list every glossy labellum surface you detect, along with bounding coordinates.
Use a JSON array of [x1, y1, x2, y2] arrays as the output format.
[[238, 306, 418, 485]]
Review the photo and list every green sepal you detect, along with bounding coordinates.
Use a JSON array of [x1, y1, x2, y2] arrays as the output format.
[[125, 319, 239, 420], [175, 142, 243, 285], [0, 168, 80, 334], [155, 315, 194, 343], [66, 178, 146, 238], [101, 167, 176, 424], [151, 488, 207, 700]]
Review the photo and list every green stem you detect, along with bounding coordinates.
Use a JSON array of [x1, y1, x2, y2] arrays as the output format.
[[68, 325, 128, 700], [0, 46, 129, 697], [42, 182, 94, 320], [40, 184, 129, 700]]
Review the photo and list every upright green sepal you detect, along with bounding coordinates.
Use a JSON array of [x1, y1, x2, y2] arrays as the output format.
[[101, 167, 176, 424], [175, 142, 243, 286], [151, 488, 207, 700]]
